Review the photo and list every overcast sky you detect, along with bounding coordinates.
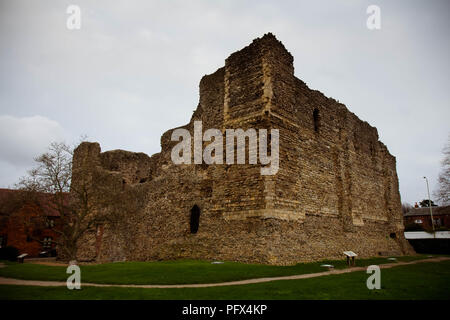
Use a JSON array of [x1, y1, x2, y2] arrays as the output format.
[[0, 0, 449, 205]]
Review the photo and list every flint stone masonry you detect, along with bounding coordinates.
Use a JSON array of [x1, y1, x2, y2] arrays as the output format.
[[72, 33, 414, 265]]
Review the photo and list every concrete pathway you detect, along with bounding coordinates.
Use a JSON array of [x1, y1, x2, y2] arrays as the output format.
[[0, 257, 448, 289]]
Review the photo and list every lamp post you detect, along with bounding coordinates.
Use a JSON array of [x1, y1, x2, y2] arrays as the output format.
[[423, 176, 435, 234]]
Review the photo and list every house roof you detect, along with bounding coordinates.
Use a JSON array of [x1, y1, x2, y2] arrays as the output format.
[[404, 205, 450, 217], [0, 188, 68, 217]]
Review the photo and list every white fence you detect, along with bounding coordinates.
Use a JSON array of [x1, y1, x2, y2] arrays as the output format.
[[404, 231, 450, 239]]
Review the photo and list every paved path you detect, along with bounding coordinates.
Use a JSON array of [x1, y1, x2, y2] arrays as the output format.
[[0, 257, 448, 289]]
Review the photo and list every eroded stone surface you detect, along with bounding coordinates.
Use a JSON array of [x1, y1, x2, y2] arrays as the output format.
[[73, 33, 413, 265]]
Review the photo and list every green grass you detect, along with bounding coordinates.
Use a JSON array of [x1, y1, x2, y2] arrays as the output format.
[[0, 260, 449, 300], [0, 255, 432, 285]]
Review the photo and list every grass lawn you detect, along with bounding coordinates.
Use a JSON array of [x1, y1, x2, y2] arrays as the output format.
[[0, 255, 433, 285], [0, 260, 449, 299]]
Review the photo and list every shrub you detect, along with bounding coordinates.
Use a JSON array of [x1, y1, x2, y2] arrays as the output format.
[[0, 246, 19, 261]]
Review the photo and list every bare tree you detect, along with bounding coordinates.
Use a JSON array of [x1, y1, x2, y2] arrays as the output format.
[[0, 189, 27, 227], [434, 136, 450, 206], [401, 202, 412, 214], [16, 142, 122, 262]]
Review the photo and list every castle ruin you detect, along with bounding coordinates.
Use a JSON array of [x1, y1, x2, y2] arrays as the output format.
[[73, 34, 413, 264]]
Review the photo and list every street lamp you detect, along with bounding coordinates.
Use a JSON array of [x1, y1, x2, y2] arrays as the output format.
[[423, 176, 435, 234]]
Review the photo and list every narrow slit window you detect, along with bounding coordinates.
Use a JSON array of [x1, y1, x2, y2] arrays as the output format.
[[190, 205, 200, 234], [313, 108, 320, 133]]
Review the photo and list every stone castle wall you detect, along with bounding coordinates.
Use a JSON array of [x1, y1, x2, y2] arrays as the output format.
[[73, 34, 413, 265]]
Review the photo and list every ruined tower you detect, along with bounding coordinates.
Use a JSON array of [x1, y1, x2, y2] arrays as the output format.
[[72, 34, 413, 264]]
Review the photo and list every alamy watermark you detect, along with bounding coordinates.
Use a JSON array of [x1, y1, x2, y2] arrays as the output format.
[[366, 5, 381, 30], [66, 5, 81, 30], [66, 262, 81, 290], [366, 265, 381, 289], [171, 121, 280, 175]]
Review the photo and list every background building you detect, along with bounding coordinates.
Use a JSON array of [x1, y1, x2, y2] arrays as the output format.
[[0, 188, 61, 257], [404, 205, 450, 231]]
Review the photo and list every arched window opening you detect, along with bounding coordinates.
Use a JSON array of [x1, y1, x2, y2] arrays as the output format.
[[313, 108, 320, 133], [190, 205, 200, 234]]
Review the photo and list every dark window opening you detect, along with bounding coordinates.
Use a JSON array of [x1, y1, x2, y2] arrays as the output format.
[[190, 205, 200, 234], [354, 132, 359, 150], [0, 235, 6, 247], [313, 108, 320, 133], [42, 237, 52, 249], [369, 143, 377, 160], [46, 218, 54, 228], [389, 232, 397, 239]]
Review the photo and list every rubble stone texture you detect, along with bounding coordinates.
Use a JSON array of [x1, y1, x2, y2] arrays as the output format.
[[72, 34, 414, 265]]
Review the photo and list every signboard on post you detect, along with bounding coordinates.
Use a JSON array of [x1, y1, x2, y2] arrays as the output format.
[[343, 251, 357, 266]]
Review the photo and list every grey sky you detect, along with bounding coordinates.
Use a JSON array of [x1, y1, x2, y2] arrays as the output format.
[[0, 0, 448, 205]]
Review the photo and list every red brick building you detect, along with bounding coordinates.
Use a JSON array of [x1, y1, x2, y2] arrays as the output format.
[[404, 205, 450, 231], [0, 188, 62, 257]]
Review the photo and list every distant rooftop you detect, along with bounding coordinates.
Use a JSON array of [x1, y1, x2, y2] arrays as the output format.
[[404, 205, 450, 217], [0, 188, 68, 217]]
